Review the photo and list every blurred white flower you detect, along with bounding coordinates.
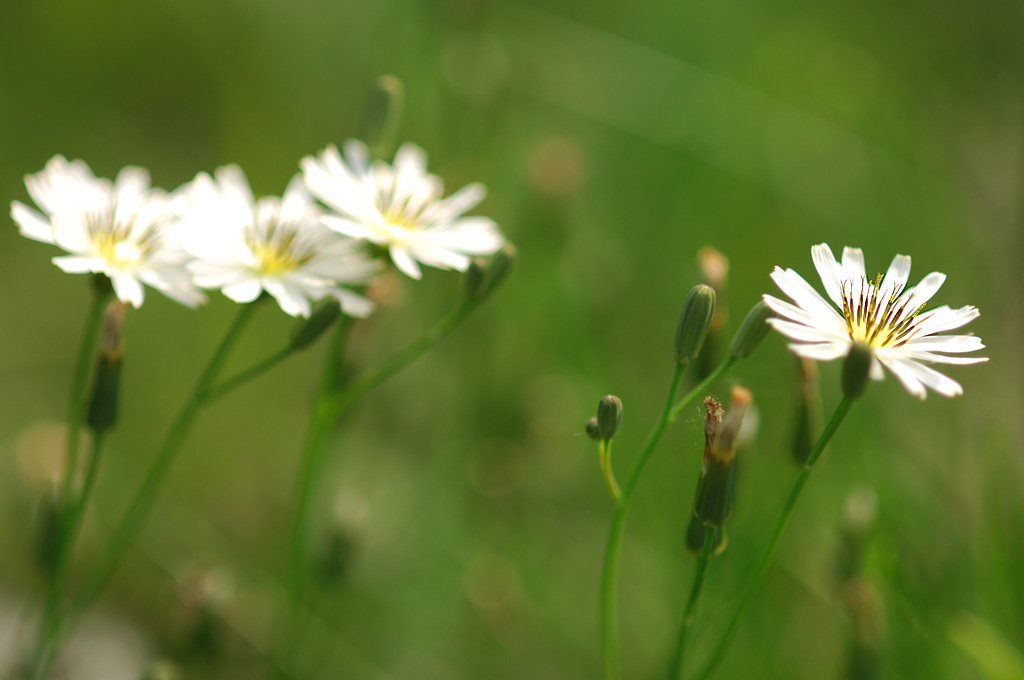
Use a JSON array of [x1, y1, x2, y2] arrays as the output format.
[[301, 141, 504, 279], [11, 155, 204, 307], [764, 243, 987, 399], [180, 165, 378, 318]]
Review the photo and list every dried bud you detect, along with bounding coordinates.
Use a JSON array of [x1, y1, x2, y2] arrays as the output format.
[[289, 299, 341, 351], [842, 342, 873, 400], [86, 301, 129, 432], [694, 386, 753, 528], [597, 395, 623, 440], [701, 396, 724, 473], [730, 300, 773, 359], [585, 416, 601, 442], [674, 284, 716, 364], [359, 74, 404, 157], [685, 510, 727, 555]]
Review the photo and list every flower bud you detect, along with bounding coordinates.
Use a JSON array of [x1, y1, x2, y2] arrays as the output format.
[[86, 301, 128, 432], [730, 300, 773, 359], [694, 386, 753, 527], [289, 299, 341, 351], [791, 358, 821, 465], [465, 244, 517, 303], [597, 395, 623, 440], [842, 342, 873, 400], [359, 74, 404, 156], [585, 416, 601, 442], [674, 284, 716, 364]]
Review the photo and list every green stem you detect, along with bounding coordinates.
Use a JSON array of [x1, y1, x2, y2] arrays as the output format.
[[27, 433, 108, 680], [601, 356, 736, 680], [70, 303, 259, 616], [203, 346, 295, 404], [278, 318, 351, 673], [694, 396, 854, 680], [58, 285, 109, 514], [669, 526, 715, 680], [276, 299, 476, 673]]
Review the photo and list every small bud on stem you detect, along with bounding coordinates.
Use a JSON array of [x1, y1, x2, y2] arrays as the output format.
[[675, 285, 716, 364], [86, 301, 128, 433], [730, 300, 773, 360], [694, 387, 753, 528], [359, 75, 404, 157]]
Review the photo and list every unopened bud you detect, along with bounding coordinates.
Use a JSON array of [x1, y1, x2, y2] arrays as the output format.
[[791, 359, 821, 465], [289, 299, 341, 351], [674, 284, 716, 364], [694, 387, 753, 528], [465, 244, 517, 303], [585, 417, 601, 442], [597, 395, 623, 440], [842, 342, 873, 400], [730, 300, 773, 359], [359, 75, 404, 156], [86, 301, 128, 432]]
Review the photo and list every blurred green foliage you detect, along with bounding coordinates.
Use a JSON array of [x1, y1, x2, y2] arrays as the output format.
[[1, 0, 1022, 678]]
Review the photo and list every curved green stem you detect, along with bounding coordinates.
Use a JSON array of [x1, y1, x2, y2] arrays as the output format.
[[27, 433, 108, 680], [694, 396, 854, 680], [203, 346, 295, 404], [669, 526, 715, 680], [70, 302, 259, 616], [601, 356, 736, 680]]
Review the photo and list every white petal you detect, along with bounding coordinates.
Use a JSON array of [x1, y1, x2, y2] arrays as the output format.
[[263, 279, 312, 317], [112, 274, 145, 308], [903, 272, 946, 306], [841, 247, 866, 282], [762, 294, 825, 328], [877, 356, 927, 399], [910, 305, 980, 337], [53, 255, 101, 273], [222, 277, 264, 303], [11, 202, 55, 243], [407, 242, 471, 272], [811, 243, 845, 308], [900, 360, 964, 398], [902, 334, 985, 353], [788, 341, 851, 362], [766, 318, 837, 344], [421, 182, 487, 226], [321, 215, 380, 242], [869, 358, 884, 381], [901, 351, 988, 366], [390, 246, 422, 279], [769, 268, 847, 331], [330, 288, 375, 318], [882, 254, 912, 292]]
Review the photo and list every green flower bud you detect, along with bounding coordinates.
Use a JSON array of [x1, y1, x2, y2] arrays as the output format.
[[597, 395, 623, 440], [465, 244, 517, 303], [674, 284, 716, 364], [730, 300, 773, 359], [842, 342, 873, 400], [359, 74, 404, 157], [289, 300, 341, 351], [86, 301, 128, 433], [585, 416, 601, 442]]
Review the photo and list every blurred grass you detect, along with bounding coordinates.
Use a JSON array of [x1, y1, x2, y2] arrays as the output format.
[[1, 0, 1022, 678]]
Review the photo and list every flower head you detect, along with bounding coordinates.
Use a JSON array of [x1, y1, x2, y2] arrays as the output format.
[[179, 165, 378, 318], [300, 140, 505, 280], [11, 155, 204, 307], [763, 244, 987, 399]]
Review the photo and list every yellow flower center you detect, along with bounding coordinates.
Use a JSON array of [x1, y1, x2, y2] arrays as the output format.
[[840, 275, 925, 348]]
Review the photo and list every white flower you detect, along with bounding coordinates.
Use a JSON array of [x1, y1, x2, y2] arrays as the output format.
[[179, 165, 378, 318], [300, 140, 505, 279], [763, 243, 987, 399], [11, 155, 204, 308]]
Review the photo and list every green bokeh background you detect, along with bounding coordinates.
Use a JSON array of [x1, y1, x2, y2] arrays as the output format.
[[1, 0, 1021, 678]]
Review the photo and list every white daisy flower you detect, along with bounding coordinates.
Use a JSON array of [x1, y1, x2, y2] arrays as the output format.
[[300, 140, 505, 280], [763, 243, 987, 399], [179, 165, 378, 318], [11, 155, 204, 308]]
